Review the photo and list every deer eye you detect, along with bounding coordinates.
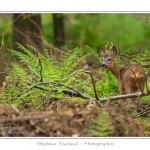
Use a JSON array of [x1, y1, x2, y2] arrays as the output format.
[[108, 58, 111, 61]]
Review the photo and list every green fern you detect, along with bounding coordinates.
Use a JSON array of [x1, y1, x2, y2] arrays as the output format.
[[4, 43, 93, 108], [86, 110, 114, 136], [120, 47, 150, 72]]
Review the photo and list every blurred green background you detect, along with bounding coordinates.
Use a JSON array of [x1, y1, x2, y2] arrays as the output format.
[[0, 13, 149, 52]]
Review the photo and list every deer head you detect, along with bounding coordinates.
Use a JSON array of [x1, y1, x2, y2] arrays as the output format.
[[97, 45, 117, 68]]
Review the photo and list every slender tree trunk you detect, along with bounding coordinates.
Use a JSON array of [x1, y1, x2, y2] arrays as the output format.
[[12, 14, 26, 51], [12, 13, 43, 53], [52, 14, 65, 48], [24, 14, 43, 52], [0, 40, 5, 87]]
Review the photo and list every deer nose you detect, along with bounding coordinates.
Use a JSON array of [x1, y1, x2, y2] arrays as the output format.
[[101, 64, 106, 68]]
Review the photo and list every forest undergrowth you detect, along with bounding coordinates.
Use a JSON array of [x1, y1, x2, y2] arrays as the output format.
[[0, 43, 150, 137]]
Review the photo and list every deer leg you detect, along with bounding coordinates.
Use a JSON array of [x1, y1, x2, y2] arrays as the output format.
[[124, 82, 133, 105], [136, 83, 144, 112], [120, 89, 128, 105], [136, 79, 145, 112]]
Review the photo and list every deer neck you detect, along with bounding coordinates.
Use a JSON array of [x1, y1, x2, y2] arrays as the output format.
[[107, 61, 126, 80]]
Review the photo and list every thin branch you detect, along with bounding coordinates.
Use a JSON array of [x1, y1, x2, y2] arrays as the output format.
[[62, 89, 89, 99], [38, 58, 43, 82], [132, 106, 150, 118], [23, 79, 89, 99], [25, 70, 84, 113], [25, 85, 55, 113], [0, 114, 51, 123], [99, 91, 150, 102], [145, 70, 150, 92], [83, 71, 99, 100], [26, 65, 41, 79], [51, 89, 150, 102], [13, 81, 52, 99]]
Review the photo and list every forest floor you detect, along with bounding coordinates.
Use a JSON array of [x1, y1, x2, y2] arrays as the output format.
[[0, 98, 150, 137]]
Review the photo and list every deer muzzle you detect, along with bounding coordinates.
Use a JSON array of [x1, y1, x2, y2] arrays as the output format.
[[101, 64, 107, 68]]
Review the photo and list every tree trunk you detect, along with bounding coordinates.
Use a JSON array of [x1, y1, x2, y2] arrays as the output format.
[[52, 14, 65, 48], [12, 13, 43, 53], [0, 38, 5, 87], [12, 14, 26, 51]]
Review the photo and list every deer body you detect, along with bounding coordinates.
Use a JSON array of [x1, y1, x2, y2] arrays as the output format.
[[97, 46, 145, 109]]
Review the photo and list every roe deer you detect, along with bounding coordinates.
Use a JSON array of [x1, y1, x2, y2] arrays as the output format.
[[97, 45, 146, 110]]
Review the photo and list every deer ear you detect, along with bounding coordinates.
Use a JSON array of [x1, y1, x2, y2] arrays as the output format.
[[110, 46, 117, 56], [97, 47, 104, 57]]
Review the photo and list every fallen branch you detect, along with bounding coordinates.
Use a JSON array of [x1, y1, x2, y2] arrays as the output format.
[[98, 91, 150, 102], [62, 90, 150, 102], [13, 78, 150, 103], [22, 79, 89, 99], [0, 114, 51, 123], [62, 89, 89, 99], [26, 70, 84, 113], [132, 106, 150, 118]]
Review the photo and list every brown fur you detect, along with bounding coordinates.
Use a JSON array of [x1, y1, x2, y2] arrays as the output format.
[[97, 46, 146, 110]]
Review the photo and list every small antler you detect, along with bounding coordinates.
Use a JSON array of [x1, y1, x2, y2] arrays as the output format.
[[110, 42, 113, 49], [105, 42, 108, 52]]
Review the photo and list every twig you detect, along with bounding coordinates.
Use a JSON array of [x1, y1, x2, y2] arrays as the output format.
[[83, 71, 99, 100], [23, 79, 89, 99], [38, 58, 43, 82], [26, 85, 55, 113], [132, 106, 150, 118], [26, 65, 41, 79], [145, 70, 150, 92], [26, 70, 84, 113], [13, 81, 52, 99]]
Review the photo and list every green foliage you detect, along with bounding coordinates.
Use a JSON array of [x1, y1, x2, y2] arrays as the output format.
[[4, 43, 121, 109], [86, 110, 114, 136], [59, 47, 91, 78], [4, 41, 149, 109], [63, 14, 149, 50], [0, 14, 12, 60], [41, 13, 150, 52], [120, 46, 150, 72], [96, 71, 119, 97], [5, 43, 94, 108]]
